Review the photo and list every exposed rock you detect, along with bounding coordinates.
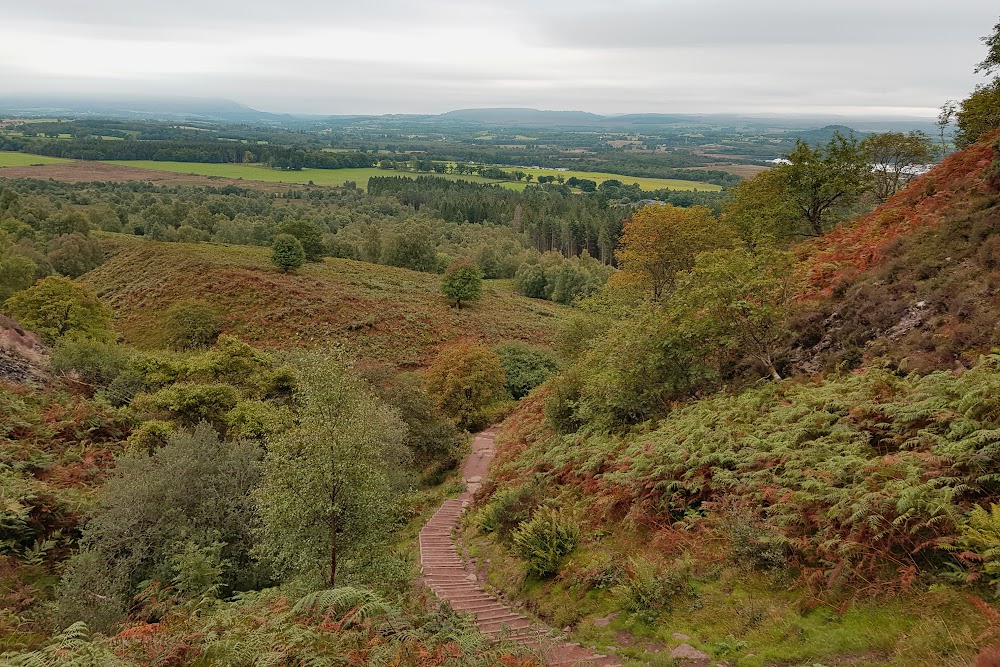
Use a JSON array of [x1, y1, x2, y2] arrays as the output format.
[[593, 612, 619, 627], [669, 643, 710, 666], [672, 632, 691, 641]]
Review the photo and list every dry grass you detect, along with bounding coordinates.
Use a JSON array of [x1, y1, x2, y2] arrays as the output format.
[[83, 235, 570, 366]]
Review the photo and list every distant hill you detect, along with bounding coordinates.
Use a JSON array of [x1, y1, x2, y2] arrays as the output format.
[[0, 96, 297, 123], [83, 236, 570, 367], [438, 108, 605, 125]]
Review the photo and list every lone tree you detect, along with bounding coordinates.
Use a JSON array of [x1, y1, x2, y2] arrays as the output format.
[[441, 260, 483, 309], [861, 131, 935, 202], [271, 233, 305, 272], [424, 341, 506, 429]]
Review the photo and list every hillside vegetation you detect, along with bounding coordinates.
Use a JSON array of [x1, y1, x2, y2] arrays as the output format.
[[83, 235, 569, 366]]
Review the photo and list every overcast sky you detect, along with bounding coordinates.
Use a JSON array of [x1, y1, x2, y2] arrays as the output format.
[[0, 1, 996, 117]]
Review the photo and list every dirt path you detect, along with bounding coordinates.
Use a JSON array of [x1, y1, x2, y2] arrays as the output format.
[[419, 427, 619, 666]]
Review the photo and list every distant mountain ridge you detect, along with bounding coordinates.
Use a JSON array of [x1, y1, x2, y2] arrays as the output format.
[[0, 97, 937, 133]]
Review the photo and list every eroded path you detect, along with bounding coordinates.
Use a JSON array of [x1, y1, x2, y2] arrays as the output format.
[[419, 427, 619, 666]]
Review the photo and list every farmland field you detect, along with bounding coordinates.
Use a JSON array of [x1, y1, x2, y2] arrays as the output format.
[[102, 160, 718, 191], [0, 151, 72, 167], [491, 165, 723, 191]]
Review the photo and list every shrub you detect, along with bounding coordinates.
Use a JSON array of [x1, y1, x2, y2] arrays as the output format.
[[134, 383, 240, 426], [949, 504, 1000, 597], [477, 481, 545, 540], [163, 299, 222, 350], [615, 557, 694, 621], [495, 343, 559, 399], [271, 233, 305, 272], [49, 338, 131, 387], [278, 219, 326, 262], [46, 232, 103, 278], [511, 507, 579, 578], [125, 419, 176, 454]]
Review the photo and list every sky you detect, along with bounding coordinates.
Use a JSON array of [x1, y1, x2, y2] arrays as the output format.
[[0, 1, 996, 117]]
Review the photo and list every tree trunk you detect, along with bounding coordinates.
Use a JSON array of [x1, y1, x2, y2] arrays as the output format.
[[329, 502, 338, 588]]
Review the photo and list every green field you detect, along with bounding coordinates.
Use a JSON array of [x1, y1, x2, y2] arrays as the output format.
[[103, 160, 718, 192], [103, 161, 519, 189], [0, 151, 72, 167], [496, 166, 723, 192]]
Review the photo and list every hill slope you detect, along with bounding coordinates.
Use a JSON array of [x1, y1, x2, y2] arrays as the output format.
[[83, 236, 569, 366], [790, 132, 1000, 374]]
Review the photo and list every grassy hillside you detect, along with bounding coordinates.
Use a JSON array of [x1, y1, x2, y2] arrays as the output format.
[[83, 236, 569, 366], [789, 132, 1000, 374]]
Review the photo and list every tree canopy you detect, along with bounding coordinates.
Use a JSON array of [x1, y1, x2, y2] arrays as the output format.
[[440, 259, 483, 308], [1, 276, 114, 344]]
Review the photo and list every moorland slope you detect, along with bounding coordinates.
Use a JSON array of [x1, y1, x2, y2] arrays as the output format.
[[83, 235, 570, 367]]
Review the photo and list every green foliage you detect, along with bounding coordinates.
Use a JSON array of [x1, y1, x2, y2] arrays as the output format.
[[956, 78, 1000, 148], [45, 233, 103, 278], [511, 507, 579, 578], [123, 419, 175, 454], [1, 276, 114, 344], [477, 481, 545, 540], [515, 251, 612, 304], [133, 383, 240, 427], [292, 586, 396, 628], [48, 338, 131, 387], [776, 132, 873, 236], [359, 365, 463, 471], [949, 504, 1000, 596], [424, 341, 506, 430], [440, 259, 482, 308], [162, 298, 222, 350], [615, 557, 693, 621], [59, 423, 264, 629], [721, 168, 804, 250], [254, 356, 408, 588], [277, 218, 326, 262], [0, 621, 130, 667], [0, 253, 37, 303], [384, 223, 438, 272], [861, 131, 936, 202], [495, 342, 559, 399], [224, 398, 295, 440], [270, 233, 304, 272]]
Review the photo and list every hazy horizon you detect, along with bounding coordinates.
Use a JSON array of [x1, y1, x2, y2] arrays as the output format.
[[1, 1, 996, 118]]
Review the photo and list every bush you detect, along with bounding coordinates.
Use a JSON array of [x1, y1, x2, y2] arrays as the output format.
[[615, 557, 694, 621], [495, 343, 559, 399], [163, 299, 222, 350], [134, 383, 240, 426], [511, 507, 579, 578], [49, 338, 131, 387], [477, 481, 546, 540]]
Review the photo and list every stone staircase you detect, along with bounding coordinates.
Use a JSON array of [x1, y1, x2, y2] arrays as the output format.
[[418, 428, 620, 667]]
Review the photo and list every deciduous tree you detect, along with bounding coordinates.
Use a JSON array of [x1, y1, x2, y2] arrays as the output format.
[[612, 204, 731, 301], [861, 131, 935, 202], [255, 358, 407, 588], [776, 133, 872, 236], [1, 275, 114, 344], [424, 341, 506, 429], [440, 260, 483, 308]]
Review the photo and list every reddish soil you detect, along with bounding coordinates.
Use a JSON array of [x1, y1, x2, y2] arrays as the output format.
[[0, 161, 303, 192], [419, 427, 619, 666]]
